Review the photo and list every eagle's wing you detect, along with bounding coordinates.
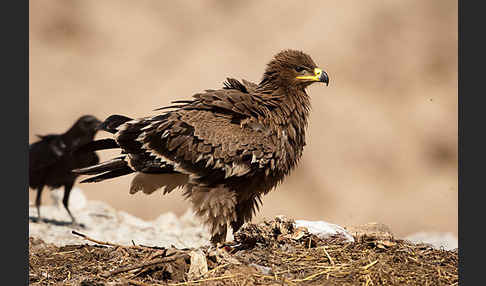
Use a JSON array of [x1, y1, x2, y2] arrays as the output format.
[[157, 78, 267, 117], [116, 85, 281, 180]]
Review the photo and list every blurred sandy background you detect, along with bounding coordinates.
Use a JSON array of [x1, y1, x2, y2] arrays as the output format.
[[29, 0, 457, 238]]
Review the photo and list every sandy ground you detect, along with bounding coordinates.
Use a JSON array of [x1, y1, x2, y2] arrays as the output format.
[[29, 0, 457, 239]]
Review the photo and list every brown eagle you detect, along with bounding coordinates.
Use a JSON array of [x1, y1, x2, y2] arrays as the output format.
[[74, 50, 329, 244]]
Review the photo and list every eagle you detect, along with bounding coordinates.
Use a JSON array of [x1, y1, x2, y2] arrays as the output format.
[[74, 50, 329, 244], [29, 115, 101, 223]]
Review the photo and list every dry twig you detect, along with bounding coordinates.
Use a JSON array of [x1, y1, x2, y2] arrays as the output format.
[[72, 230, 161, 251], [322, 246, 335, 266], [102, 254, 189, 278]]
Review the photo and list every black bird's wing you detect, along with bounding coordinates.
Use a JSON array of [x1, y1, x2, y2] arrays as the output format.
[[29, 135, 68, 188], [29, 135, 67, 171]]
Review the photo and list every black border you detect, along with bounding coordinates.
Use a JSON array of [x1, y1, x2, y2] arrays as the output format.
[[19, 1, 466, 285], [3, 0, 29, 284], [457, 1, 462, 283], [459, 0, 482, 285]]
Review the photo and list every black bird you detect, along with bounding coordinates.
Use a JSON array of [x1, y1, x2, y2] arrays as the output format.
[[29, 115, 101, 223]]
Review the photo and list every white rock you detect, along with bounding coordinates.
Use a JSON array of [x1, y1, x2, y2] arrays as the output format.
[[29, 195, 210, 248], [48, 188, 63, 208], [153, 212, 180, 228], [295, 220, 355, 242], [117, 211, 153, 229], [404, 232, 458, 250], [188, 249, 208, 280], [180, 208, 200, 226]]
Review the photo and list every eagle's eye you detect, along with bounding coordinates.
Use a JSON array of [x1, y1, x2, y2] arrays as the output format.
[[294, 66, 305, 73]]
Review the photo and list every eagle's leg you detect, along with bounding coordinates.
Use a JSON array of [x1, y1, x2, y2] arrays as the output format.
[[230, 204, 248, 234], [230, 196, 260, 234], [35, 186, 44, 222], [188, 185, 237, 245], [210, 225, 228, 245], [62, 182, 76, 224]]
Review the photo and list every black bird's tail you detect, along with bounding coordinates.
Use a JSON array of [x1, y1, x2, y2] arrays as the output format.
[[73, 156, 134, 183], [74, 138, 119, 153], [72, 114, 135, 183]]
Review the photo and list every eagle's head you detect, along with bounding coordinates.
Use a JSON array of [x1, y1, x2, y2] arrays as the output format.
[[260, 49, 329, 90]]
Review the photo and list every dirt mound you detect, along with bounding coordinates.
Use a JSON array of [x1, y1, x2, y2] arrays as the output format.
[[29, 216, 457, 285]]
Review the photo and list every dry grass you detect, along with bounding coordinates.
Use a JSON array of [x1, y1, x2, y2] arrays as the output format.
[[29, 217, 457, 285]]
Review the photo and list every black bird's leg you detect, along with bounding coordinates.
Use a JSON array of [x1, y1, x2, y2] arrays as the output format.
[[62, 182, 76, 224], [35, 186, 44, 222]]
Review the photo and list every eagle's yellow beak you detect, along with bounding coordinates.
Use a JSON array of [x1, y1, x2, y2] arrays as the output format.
[[296, 68, 329, 85]]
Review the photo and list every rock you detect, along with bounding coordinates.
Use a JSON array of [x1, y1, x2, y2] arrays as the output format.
[[404, 232, 458, 250], [49, 187, 87, 211], [29, 188, 210, 248], [295, 220, 355, 242], [187, 249, 208, 280]]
